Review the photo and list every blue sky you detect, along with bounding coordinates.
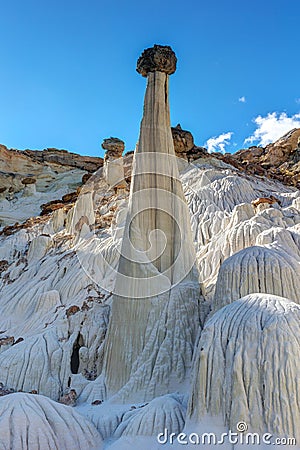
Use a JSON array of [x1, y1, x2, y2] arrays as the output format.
[[0, 0, 299, 157]]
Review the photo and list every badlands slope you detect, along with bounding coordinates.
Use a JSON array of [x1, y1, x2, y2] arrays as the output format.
[[0, 132, 299, 448], [0, 136, 300, 449]]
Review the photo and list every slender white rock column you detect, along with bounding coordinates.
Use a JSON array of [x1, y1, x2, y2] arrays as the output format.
[[103, 45, 200, 401]]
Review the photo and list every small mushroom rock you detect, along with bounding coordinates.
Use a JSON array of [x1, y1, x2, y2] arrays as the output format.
[[102, 137, 125, 159], [102, 137, 126, 189], [21, 177, 37, 196]]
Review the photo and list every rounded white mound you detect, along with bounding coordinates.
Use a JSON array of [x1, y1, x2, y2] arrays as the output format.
[[188, 293, 300, 442], [213, 245, 300, 312], [114, 393, 186, 437], [0, 393, 103, 450]]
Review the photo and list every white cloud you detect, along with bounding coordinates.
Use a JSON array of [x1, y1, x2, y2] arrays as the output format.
[[245, 112, 300, 147], [239, 96, 246, 103], [205, 132, 233, 154]]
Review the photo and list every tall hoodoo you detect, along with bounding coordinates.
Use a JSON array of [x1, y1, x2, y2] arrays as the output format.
[[103, 45, 200, 401]]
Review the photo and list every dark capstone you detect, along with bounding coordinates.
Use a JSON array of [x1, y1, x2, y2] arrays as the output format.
[[101, 137, 125, 159], [136, 44, 177, 77]]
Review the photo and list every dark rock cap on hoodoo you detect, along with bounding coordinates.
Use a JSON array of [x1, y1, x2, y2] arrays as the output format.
[[136, 44, 177, 77], [101, 137, 125, 159]]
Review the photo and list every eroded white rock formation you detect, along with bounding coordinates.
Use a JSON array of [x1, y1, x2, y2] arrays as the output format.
[[0, 393, 103, 449], [103, 45, 200, 401], [188, 293, 300, 443], [114, 393, 186, 438], [68, 186, 95, 236], [213, 245, 300, 312]]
